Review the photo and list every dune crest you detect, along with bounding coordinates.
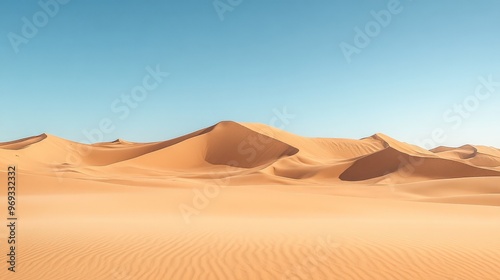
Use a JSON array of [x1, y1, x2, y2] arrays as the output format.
[[0, 133, 48, 150], [2, 121, 500, 182]]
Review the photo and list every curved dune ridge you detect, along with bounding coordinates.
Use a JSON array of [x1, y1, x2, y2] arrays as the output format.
[[0, 133, 48, 150], [1, 121, 500, 280], [339, 138, 500, 182], [2, 121, 500, 180]]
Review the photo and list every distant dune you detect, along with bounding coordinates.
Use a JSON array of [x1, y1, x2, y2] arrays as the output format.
[[1, 121, 500, 279]]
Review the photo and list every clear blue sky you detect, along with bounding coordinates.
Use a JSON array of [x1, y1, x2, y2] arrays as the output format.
[[1, 0, 499, 147]]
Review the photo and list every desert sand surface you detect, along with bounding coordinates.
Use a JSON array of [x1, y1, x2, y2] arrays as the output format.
[[1, 121, 500, 279]]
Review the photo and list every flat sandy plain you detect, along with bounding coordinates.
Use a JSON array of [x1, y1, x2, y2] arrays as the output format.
[[1, 121, 499, 279]]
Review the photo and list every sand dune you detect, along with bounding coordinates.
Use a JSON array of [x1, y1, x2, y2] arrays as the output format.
[[0, 133, 48, 150], [1, 121, 499, 279], [107, 121, 300, 170], [340, 146, 500, 182], [433, 145, 500, 168]]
